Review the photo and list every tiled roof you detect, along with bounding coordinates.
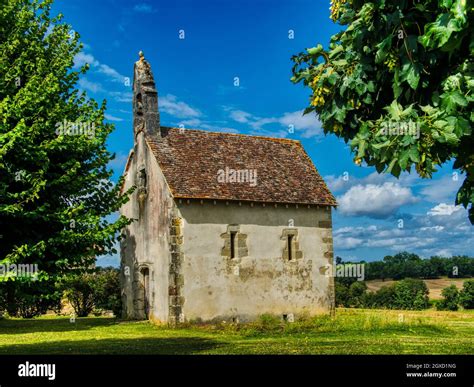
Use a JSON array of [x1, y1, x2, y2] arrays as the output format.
[[146, 127, 337, 206]]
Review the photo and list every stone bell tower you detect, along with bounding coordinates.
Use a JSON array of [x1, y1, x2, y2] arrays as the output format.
[[133, 51, 160, 139]]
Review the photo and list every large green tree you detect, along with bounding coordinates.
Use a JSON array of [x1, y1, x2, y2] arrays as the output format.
[[0, 0, 132, 314], [292, 0, 473, 222]]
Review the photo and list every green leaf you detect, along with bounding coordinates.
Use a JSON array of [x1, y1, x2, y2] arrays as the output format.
[[367, 81, 375, 93], [334, 107, 347, 123], [444, 131, 460, 144], [419, 14, 452, 48], [455, 117, 472, 137], [449, 90, 468, 106], [386, 158, 399, 176], [357, 139, 367, 158], [307, 44, 324, 56], [408, 147, 420, 163], [392, 162, 402, 178], [442, 90, 468, 112], [450, 0, 467, 26], [355, 81, 367, 95], [440, 0, 454, 8], [399, 151, 410, 170], [434, 119, 448, 129], [363, 94, 373, 104], [420, 104, 436, 114], [393, 67, 402, 98], [328, 44, 344, 58], [333, 59, 348, 66], [372, 140, 391, 149], [375, 36, 392, 64], [385, 100, 403, 120], [407, 63, 421, 90]]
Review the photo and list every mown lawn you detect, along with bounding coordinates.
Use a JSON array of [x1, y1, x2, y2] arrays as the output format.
[[0, 308, 472, 355]]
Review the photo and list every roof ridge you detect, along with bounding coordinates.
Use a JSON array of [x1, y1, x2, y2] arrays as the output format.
[[159, 126, 301, 144]]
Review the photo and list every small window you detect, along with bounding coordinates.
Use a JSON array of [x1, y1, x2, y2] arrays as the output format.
[[230, 231, 237, 259], [281, 229, 301, 261], [220, 225, 248, 259], [287, 235, 294, 261]]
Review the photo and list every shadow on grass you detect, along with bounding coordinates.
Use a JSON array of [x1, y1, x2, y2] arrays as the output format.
[[0, 317, 118, 334], [0, 336, 223, 355]]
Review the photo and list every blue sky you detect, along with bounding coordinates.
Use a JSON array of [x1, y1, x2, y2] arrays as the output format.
[[55, 0, 472, 266]]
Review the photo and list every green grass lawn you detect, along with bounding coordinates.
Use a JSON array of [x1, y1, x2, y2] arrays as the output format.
[[0, 308, 473, 355]]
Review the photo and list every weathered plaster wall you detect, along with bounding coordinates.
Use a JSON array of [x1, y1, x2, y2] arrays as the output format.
[[120, 132, 174, 322], [175, 201, 334, 322]]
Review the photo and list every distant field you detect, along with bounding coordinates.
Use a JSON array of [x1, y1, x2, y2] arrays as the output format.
[[0, 308, 473, 355], [365, 277, 467, 299]]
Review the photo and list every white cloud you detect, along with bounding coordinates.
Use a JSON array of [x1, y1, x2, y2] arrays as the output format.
[[338, 182, 418, 218], [278, 110, 323, 138], [325, 171, 418, 194], [333, 200, 472, 256], [78, 78, 103, 93], [365, 238, 402, 248], [176, 118, 238, 133], [110, 91, 133, 103], [386, 237, 437, 251], [427, 203, 464, 217], [226, 108, 322, 138], [229, 110, 252, 123], [325, 175, 349, 192], [74, 51, 127, 84], [105, 114, 124, 122], [133, 3, 156, 13], [74, 52, 98, 68], [421, 174, 463, 203], [334, 225, 378, 235], [334, 236, 364, 249], [420, 225, 445, 232], [160, 94, 202, 119], [97, 64, 126, 83], [326, 171, 471, 255], [376, 229, 407, 238], [177, 118, 202, 127]]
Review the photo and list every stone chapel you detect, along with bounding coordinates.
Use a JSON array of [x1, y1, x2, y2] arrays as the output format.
[[120, 52, 337, 324]]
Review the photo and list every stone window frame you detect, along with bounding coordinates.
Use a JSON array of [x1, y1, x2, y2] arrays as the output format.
[[281, 228, 303, 261], [221, 224, 248, 259]]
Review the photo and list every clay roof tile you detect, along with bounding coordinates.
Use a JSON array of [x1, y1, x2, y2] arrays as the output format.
[[145, 127, 337, 206]]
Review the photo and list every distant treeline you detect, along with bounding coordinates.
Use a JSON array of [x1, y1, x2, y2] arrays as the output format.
[[336, 278, 474, 310], [336, 252, 474, 281]]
